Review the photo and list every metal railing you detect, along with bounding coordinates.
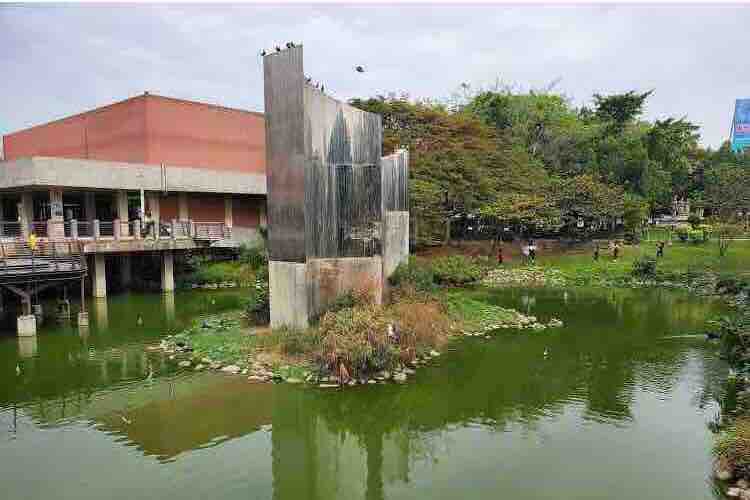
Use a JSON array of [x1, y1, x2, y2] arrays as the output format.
[[2, 218, 229, 244], [194, 222, 229, 241], [0, 221, 22, 238]]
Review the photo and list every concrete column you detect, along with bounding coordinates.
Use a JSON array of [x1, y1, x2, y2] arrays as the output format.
[[224, 195, 233, 228], [84, 192, 96, 222], [133, 219, 141, 240], [161, 251, 175, 293], [269, 261, 309, 329], [48, 189, 65, 239], [17, 315, 37, 337], [178, 192, 189, 221], [113, 218, 121, 239], [162, 292, 176, 323], [20, 192, 33, 237], [70, 219, 78, 239], [147, 192, 160, 238], [120, 255, 132, 289], [92, 254, 107, 298], [18, 336, 37, 357], [94, 298, 108, 329], [93, 219, 101, 239], [115, 190, 129, 237], [259, 200, 267, 227]]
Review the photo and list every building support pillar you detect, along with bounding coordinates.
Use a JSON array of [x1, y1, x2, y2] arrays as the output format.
[[161, 251, 175, 293], [178, 192, 189, 221], [19, 192, 33, 237], [120, 255, 132, 289], [146, 192, 160, 238], [48, 188, 65, 239], [17, 315, 37, 337], [115, 190, 129, 237], [92, 254, 107, 298]]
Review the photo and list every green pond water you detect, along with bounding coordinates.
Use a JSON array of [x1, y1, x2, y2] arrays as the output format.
[[0, 287, 732, 500]]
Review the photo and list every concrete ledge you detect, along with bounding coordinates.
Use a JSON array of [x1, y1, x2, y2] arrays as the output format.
[[0, 157, 267, 195]]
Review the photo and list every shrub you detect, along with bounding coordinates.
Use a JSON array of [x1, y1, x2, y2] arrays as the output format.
[[245, 270, 269, 324], [389, 256, 436, 292], [676, 225, 690, 242], [317, 304, 398, 379], [389, 298, 450, 361], [258, 326, 322, 357], [714, 418, 750, 477], [632, 256, 658, 278], [238, 243, 268, 269], [687, 213, 702, 228], [431, 255, 485, 286]]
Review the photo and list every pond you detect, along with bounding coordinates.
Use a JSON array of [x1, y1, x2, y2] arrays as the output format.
[[0, 287, 731, 500]]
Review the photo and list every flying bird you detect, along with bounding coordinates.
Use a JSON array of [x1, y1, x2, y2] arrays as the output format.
[[355, 65, 365, 73]]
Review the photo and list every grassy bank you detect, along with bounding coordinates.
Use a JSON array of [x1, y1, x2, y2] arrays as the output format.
[[157, 255, 563, 386]]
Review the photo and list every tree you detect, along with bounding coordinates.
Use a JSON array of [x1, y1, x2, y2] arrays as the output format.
[[593, 90, 653, 130], [704, 164, 750, 219]]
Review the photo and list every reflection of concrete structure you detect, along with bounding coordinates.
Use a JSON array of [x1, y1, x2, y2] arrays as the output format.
[[1, 94, 269, 307], [263, 46, 409, 327]]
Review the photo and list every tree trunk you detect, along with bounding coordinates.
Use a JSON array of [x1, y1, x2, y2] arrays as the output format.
[[443, 217, 451, 246]]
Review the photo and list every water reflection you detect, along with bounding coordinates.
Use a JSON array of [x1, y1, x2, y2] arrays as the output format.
[[0, 287, 732, 500]]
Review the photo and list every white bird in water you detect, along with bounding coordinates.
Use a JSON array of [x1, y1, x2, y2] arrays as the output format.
[[543, 348, 549, 359], [15, 364, 21, 376], [120, 414, 132, 425]]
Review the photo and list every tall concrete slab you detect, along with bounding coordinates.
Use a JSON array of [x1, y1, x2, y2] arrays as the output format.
[[263, 45, 408, 328]]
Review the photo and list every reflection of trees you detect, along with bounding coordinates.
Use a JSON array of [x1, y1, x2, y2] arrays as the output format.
[[268, 286, 727, 499]]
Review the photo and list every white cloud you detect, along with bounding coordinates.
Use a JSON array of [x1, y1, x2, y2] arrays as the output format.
[[0, 4, 748, 148]]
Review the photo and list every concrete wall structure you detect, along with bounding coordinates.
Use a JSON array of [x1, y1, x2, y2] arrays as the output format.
[[263, 45, 409, 328]]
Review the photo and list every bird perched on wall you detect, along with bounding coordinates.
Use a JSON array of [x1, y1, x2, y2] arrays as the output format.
[[355, 65, 365, 73], [260, 49, 266, 56], [275, 46, 281, 52], [305, 76, 312, 84], [286, 41, 296, 48], [321, 85, 325, 93]]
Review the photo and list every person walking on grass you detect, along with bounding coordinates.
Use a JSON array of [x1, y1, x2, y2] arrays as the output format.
[[496, 245, 504, 265], [656, 241, 665, 259], [612, 241, 621, 261], [528, 239, 537, 264], [521, 241, 530, 265]]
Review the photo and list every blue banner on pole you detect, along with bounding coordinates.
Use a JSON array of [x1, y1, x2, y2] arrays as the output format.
[[732, 99, 750, 152]]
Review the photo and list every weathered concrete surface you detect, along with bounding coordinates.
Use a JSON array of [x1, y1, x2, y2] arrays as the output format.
[[0, 157, 266, 195], [269, 257, 383, 328], [93, 253, 107, 298], [161, 251, 175, 293], [269, 261, 309, 329], [307, 257, 383, 318], [383, 211, 409, 279], [17, 314, 37, 337]]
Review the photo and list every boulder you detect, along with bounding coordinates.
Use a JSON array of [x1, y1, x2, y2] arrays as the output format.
[[221, 365, 242, 374]]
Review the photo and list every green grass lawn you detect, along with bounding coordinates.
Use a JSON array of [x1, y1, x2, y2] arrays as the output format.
[[509, 240, 750, 280]]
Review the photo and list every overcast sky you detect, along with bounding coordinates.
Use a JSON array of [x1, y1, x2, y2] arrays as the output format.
[[1, 3, 748, 149]]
